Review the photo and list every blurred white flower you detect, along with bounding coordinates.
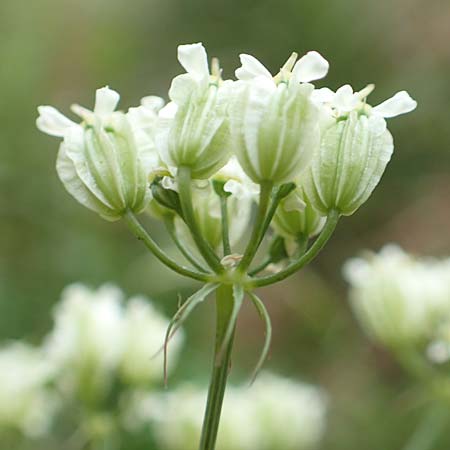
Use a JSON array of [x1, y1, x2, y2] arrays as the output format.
[[0, 342, 58, 437], [119, 296, 183, 386], [125, 372, 327, 450], [36, 87, 154, 220], [44, 284, 124, 400], [44, 284, 180, 402], [344, 245, 450, 346]]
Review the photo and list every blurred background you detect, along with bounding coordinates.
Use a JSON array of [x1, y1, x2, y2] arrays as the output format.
[[1, 0, 450, 448]]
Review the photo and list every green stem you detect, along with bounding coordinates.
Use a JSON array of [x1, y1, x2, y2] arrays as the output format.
[[199, 284, 235, 450], [248, 258, 272, 276], [178, 166, 224, 274], [402, 404, 448, 450], [123, 211, 210, 282], [237, 181, 273, 273], [251, 209, 340, 287], [164, 217, 210, 273], [220, 195, 231, 255]]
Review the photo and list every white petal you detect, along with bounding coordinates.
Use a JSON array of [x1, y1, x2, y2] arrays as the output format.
[[311, 87, 335, 104], [141, 96, 165, 112], [235, 54, 273, 81], [94, 86, 120, 116], [36, 106, 77, 137], [333, 85, 359, 112], [158, 101, 178, 119], [292, 51, 329, 83], [372, 91, 417, 118], [177, 43, 209, 80]]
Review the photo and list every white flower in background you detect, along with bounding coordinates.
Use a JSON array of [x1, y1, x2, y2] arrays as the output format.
[[272, 187, 326, 243], [230, 51, 328, 184], [36, 87, 154, 221], [344, 245, 450, 347], [0, 342, 58, 437], [125, 372, 327, 450], [155, 43, 232, 179], [174, 180, 253, 254], [302, 86, 416, 216], [44, 284, 181, 403], [44, 284, 124, 401], [119, 297, 183, 386]]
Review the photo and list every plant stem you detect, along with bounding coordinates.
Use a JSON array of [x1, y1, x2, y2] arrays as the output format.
[[238, 181, 274, 273], [164, 217, 210, 273], [123, 211, 210, 282], [178, 166, 224, 274], [248, 258, 272, 276], [402, 404, 448, 450], [219, 195, 231, 255], [199, 284, 235, 450], [251, 209, 340, 287]]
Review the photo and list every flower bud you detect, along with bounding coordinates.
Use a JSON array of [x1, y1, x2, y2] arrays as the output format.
[[37, 87, 153, 221], [305, 86, 416, 215], [156, 43, 232, 179], [230, 51, 328, 184], [174, 180, 253, 253], [272, 188, 325, 240]]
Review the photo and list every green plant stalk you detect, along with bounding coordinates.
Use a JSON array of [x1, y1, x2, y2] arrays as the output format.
[[164, 217, 210, 273], [219, 195, 231, 255], [237, 181, 274, 273], [178, 166, 224, 273], [199, 284, 235, 450], [123, 211, 210, 282], [251, 209, 340, 287]]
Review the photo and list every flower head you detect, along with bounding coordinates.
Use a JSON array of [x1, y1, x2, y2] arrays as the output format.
[[156, 43, 232, 179], [302, 85, 416, 216], [37, 87, 154, 221], [230, 51, 327, 184], [344, 245, 450, 346]]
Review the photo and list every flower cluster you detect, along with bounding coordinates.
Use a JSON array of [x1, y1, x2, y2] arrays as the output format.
[[44, 284, 183, 401], [344, 245, 450, 348], [125, 372, 327, 450], [36, 43, 416, 449], [37, 43, 416, 255]]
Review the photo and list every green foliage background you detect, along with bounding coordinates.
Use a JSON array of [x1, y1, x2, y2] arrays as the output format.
[[1, 0, 450, 448]]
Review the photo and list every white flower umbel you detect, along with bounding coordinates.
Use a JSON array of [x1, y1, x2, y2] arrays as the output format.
[[124, 372, 327, 450], [156, 43, 232, 179], [37, 87, 154, 220], [44, 283, 182, 402], [344, 245, 450, 347], [230, 51, 328, 184], [304, 86, 417, 216], [44, 284, 124, 402], [0, 343, 57, 437]]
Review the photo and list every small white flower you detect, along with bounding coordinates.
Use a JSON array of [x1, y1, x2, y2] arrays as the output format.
[[156, 43, 232, 179], [37, 87, 154, 220], [231, 51, 326, 183]]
